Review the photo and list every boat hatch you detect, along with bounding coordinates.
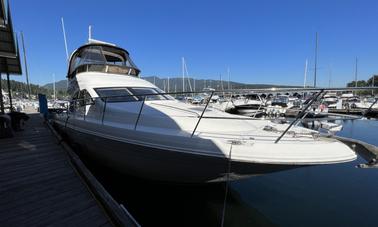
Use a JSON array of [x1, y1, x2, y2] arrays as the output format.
[[68, 44, 140, 78]]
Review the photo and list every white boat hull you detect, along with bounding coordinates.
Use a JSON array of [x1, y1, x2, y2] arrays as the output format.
[[54, 120, 306, 183]]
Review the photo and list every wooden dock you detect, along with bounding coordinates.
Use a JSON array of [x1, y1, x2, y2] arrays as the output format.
[[0, 113, 138, 226]]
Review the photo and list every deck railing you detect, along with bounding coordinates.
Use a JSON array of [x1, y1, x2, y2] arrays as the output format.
[[60, 87, 377, 144]]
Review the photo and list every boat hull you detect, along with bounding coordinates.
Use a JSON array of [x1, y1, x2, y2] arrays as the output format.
[[54, 121, 303, 184]]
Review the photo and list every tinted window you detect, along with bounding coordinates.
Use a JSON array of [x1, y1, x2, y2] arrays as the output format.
[[95, 88, 137, 102], [128, 87, 168, 101]]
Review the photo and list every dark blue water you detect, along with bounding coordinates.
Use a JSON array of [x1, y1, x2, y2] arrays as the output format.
[[82, 119, 378, 227]]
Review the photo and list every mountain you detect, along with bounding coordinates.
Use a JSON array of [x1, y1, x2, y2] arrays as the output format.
[[41, 76, 298, 94], [141, 76, 298, 92], [1, 79, 51, 98], [43, 80, 68, 92]]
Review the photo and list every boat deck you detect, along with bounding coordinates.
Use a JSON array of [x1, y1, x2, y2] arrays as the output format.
[[0, 113, 136, 226]]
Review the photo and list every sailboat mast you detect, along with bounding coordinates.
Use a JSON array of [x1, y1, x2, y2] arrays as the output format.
[[167, 77, 170, 92], [227, 67, 230, 90], [182, 57, 185, 92], [20, 32, 31, 99], [354, 57, 358, 88], [313, 32, 318, 88], [303, 59, 308, 88], [328, 65, 332, 88], [53, 73, 56, 101], [193, 78, 195, 92], [373, 76, 375, 96]]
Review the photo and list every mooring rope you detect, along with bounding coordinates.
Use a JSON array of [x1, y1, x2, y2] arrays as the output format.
[[221, 144, 233, 227]]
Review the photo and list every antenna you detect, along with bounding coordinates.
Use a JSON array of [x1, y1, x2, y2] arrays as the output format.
[[88, 25, 92, 41], [61, 17, 69, 61]]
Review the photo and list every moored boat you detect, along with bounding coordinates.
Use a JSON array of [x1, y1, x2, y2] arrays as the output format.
[[52, 40, 357, 183]]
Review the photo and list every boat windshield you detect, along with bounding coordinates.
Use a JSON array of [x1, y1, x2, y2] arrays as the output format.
[[95, 87, 172, 102], [69, 45, 140, 77], [272, 96, 289, 103]]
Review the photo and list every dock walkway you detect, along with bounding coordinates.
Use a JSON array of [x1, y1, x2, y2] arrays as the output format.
[[0, 113, 134, 226]]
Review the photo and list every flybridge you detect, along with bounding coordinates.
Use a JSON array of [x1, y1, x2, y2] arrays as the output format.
[[67, 43, 140, 79]]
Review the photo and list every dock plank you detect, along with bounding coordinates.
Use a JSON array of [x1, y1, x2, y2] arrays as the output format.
[[0, 114, 114, 226]]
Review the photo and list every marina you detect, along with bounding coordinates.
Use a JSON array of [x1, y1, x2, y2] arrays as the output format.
[[1, 0, 378, 226]]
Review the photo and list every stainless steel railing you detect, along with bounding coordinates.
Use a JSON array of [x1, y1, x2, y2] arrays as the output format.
[[60, 87, 377, 143]]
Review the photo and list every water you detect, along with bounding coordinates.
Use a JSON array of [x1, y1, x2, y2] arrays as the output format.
[[81, 119, 378, 227]]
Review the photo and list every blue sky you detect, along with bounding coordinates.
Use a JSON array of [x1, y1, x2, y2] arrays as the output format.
[[9, 0, 378, 86]]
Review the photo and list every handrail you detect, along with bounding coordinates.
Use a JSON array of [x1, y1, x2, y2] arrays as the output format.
[[365, 98, 378, 116], [191, 91, 214, 137], [274, 89, 326, 144], [62, 87, 376, 144], [134, 96, 146, 130], [101, 97, 107, 124], [65, 86, 378, 105]]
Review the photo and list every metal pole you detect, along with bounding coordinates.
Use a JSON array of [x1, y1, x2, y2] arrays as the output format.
[[167, 77, 170, 92], [88, 25, 92, 41], [134, 96, 146, 130], [373, 75, 375, 96], [101, 97, 107, 124], [227, 67, 230, 90], [21, 32, 31, 99], [6, 73, 12, 111], [61, 18, 69, 61], [314, 32, 318, 88], [0, 73, 4, 114], [365, 98, 378, 116], [182, 57, 185, 92], [191, 91, 214, 137], [220, 144, 233, 227], [275, 90, 324, 144], [355, 57, 358, 88], [304, 59, 308, 88], [53, 73, 56, 101], [328, 64, 332, 88]]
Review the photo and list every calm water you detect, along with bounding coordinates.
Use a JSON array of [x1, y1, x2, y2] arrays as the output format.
[[81, 119, 378, 227]]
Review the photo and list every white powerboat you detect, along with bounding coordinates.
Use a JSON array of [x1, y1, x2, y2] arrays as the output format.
[[232, 94, 265, 116], [53, 41, 357, 183]]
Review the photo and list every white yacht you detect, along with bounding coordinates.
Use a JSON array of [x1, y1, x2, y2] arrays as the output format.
[[232, 94, 265, 116], [53, 41, 357, 183]]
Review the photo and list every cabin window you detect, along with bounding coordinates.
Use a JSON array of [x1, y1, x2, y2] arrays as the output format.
[[95, 87, 171, 102], [72, 89, 93, 106], [69, 45, 140, 77], [95, 88, 138, 102], [127, 87, 169, 101]]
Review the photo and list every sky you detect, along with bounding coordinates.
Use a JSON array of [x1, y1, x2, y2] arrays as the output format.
[[7, 0, 378, 87]]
